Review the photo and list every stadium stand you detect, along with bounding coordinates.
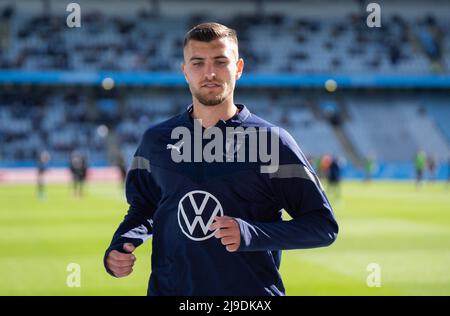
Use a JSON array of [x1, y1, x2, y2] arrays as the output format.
[[0, 0, 449, 179], [1, 2, 450, 74]]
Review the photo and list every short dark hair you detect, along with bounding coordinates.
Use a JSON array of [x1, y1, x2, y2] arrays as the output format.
[[183, 22, 238, 48]]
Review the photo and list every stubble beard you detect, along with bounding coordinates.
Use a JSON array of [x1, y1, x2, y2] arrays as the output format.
[[192, 85, 231, 106]]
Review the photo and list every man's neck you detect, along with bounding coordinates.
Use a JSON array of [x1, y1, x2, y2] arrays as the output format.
[[191, 100, 238, 128]]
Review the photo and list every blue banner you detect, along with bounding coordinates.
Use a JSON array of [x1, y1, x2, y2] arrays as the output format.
[[1, 71, 450, 88]]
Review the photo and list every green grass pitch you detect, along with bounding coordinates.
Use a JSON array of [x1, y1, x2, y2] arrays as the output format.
[[0, 181, 449, 295]]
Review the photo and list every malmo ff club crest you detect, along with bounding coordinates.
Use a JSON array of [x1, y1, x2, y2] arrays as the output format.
[[177, 190, 224, 241]]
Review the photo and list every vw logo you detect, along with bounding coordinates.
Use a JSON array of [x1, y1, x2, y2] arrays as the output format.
[[177, 190, 223, 241]]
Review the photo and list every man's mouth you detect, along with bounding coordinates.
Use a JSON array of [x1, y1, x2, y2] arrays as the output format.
[[202, 83, 222, 88]]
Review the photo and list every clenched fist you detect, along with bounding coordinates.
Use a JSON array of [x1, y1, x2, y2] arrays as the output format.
[[105, 243, 136, 278], [209, 216, 241, 252]]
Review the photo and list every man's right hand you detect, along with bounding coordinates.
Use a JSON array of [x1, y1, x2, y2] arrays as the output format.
[[105, 243, 136, 278]]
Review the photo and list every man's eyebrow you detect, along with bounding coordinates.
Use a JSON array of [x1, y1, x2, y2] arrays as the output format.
[[189, 55, 229, 62], [189, 57, 204, 62]]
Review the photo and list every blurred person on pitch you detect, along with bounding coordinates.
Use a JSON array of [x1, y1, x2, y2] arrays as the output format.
[[415, 150, 426, 189], [36, 150, 51, 199], [326, 156, 341, 203], [363, 156, 375, 183], [427, 155, 437, 182], [69, 150, 88, 198], [319, 154, 332, 180], [104, 23, 338, 296]]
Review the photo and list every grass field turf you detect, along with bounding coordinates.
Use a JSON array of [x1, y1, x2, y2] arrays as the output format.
[[0, 181, 449, 296]]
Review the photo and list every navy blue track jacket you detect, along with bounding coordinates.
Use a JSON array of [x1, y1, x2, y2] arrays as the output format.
[[104, 104, 339, 296]]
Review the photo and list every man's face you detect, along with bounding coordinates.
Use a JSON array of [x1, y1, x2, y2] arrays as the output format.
[[182, 38, 244, 106]]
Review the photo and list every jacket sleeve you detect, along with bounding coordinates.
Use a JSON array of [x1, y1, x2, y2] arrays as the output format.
[[104, 139, 161, 276], [237, 128, 339, 252]]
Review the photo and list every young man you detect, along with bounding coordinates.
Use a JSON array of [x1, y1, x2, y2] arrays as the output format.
[[104, 22, 338, 296]]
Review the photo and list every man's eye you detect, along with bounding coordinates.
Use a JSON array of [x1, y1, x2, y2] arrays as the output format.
[[193, 63, 203, 66]]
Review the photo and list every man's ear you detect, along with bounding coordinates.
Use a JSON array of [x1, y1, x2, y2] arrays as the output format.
[[235, 58, 244, 80], [181, 62, 189, 83]]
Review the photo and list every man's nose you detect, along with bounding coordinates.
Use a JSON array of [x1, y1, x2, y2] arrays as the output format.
[[204, 64, 216, 80]]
